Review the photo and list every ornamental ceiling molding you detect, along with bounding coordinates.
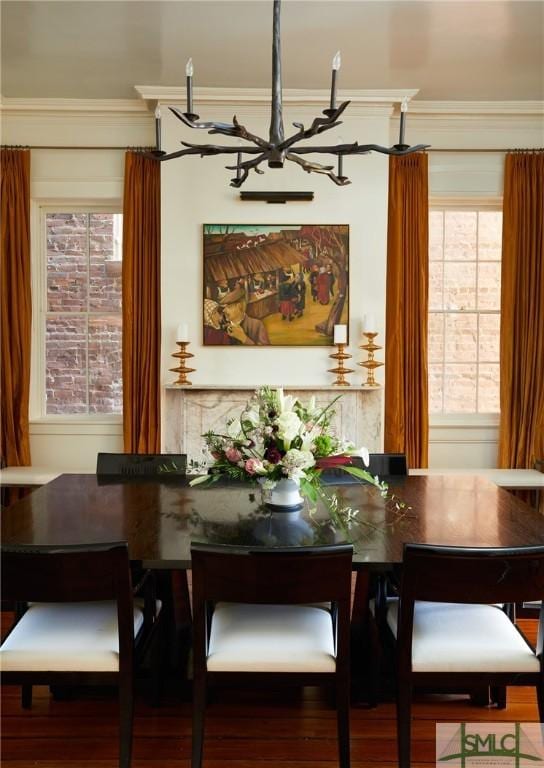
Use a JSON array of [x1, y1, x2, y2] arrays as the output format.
[[134, 85, 419, 113], [1, 94, 542, 119]]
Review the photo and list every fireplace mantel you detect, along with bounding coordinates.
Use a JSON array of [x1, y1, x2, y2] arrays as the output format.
[[163, 385, 383, 461]]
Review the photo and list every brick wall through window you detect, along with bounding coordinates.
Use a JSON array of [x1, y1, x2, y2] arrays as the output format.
[[45, 212, 123, 415], [429, 209, 502, 415]]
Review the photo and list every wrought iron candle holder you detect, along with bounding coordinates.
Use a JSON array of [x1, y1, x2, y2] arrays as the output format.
[[170, 342, 195, 385], [328, 343, 354, 386], [359, 332, 383, 387]]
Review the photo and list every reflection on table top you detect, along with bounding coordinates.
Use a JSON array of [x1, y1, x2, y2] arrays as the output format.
[[2, 474, 544, 569]]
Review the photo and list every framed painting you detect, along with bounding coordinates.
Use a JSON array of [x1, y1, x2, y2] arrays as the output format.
[[203, 224, 349, 346]]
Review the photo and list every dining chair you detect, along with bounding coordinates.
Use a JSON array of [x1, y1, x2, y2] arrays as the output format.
[[95, 451, 188, 682], [190, 543, 353, 768], [390, 543, 544, 768], [0, 541, 161, 768], [96, 452, 187, 477], [320, 453, 407, 485]]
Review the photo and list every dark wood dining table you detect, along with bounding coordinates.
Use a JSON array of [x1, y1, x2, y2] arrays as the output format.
[[3, 472, 543, 703], [2, 472, 544, 566]]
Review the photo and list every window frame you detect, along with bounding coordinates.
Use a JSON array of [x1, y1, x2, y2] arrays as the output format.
[[30, 201, 124, 423], [428, 196, 503, 429]]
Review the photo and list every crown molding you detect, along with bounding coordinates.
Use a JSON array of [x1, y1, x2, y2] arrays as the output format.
[[134, 85, 419, 108], [408, 101, 544, 117], [2, 94, 541, 121], [0, 97, 149, 115]]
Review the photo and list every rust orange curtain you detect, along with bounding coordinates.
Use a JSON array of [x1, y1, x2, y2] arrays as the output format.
[[498, 151, 544, 468], [122, 152, 161, 453], [0, 149, 32, 466], [384, 153, 429, 468]]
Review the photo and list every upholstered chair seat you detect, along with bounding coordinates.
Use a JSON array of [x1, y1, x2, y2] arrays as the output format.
[[0, 598, 160, 673], [386, 600, 540, 673], [206, 602, 336, 673]]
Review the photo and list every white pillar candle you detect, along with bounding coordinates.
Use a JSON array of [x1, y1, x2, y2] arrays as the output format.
[[176, 323, 189, 342], [333, 324, 347, 345], [362, 314, 376, 333]]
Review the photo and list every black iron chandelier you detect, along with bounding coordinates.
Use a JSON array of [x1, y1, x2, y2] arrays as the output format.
[[151, 0, 429, 187]]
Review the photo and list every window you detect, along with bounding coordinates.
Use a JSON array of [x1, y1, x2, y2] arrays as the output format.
[[44, 211, 123, 415], [429, 206, 502, 415]]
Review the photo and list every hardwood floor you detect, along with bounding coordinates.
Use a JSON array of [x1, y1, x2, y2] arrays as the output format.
[[1, 619, 540, 768]]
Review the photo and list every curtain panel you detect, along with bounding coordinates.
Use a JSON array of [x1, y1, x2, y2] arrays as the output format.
[[122, 152, 161, 453], [384, 153, 429, 468], [0, 149, 32, 466], [499, 151, 544, 468]]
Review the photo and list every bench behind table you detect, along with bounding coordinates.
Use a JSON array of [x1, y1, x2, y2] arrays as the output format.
[[409, 468, 544, 512]]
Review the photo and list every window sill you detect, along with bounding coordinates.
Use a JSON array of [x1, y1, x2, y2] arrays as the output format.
[[430, 414, 499, 429], [30, 416, 122, 436]]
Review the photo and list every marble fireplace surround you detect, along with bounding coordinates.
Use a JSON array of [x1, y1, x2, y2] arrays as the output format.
[[164, 385, 383, 463]]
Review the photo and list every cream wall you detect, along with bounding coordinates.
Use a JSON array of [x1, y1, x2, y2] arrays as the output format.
[[160, 101, 391, 390], [1, 96, 542, 470]]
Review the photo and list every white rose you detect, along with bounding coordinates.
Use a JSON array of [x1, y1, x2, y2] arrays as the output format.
[[276, 411, 302, 448]]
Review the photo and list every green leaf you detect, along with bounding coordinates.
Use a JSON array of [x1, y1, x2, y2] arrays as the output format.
[[300, 478, 318, 503], [340, 465, 381, 487]]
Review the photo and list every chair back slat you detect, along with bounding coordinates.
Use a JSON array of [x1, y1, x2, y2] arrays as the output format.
[[191, 544, 353, 606], [401, 544, 544, 605], [367, 453, 408, 477], [320, 453, 407, 484], [1, 542, 131, 603]]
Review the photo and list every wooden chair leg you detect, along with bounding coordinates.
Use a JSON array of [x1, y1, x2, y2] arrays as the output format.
[[119, 676, 134, 768], [192, 673, 207, 768], [148, 616, 165, 708], [336, 674, 351, 768], [490, 685, 507, 709], [470, 686, 490, 706], [351, 569, 374, 706], [21, 684, 32, 709], [397, 679, 412, 768], [536, 681, 544, 723]]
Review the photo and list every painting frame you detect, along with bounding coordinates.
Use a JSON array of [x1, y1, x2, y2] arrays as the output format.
[[202, 224, 349, 347]]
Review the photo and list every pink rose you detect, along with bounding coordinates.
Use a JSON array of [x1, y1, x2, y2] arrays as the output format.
[[225, 447, 242, 463], [245, 458, 263, 475]]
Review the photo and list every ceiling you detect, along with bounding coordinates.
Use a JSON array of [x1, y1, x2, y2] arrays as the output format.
[[2, 1, 543, 102]]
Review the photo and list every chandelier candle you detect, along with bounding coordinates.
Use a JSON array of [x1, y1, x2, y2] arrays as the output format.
[[185, 58, 194, 116], [154, 105, 161, 152], [329, 51, 341, 112], [398, 97, 408, 147]]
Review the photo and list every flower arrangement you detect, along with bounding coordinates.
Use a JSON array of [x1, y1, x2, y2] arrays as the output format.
[[189, 386, 386, 502]]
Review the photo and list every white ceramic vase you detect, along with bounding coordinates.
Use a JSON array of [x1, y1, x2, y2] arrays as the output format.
[[268, 477, 304, 509]]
